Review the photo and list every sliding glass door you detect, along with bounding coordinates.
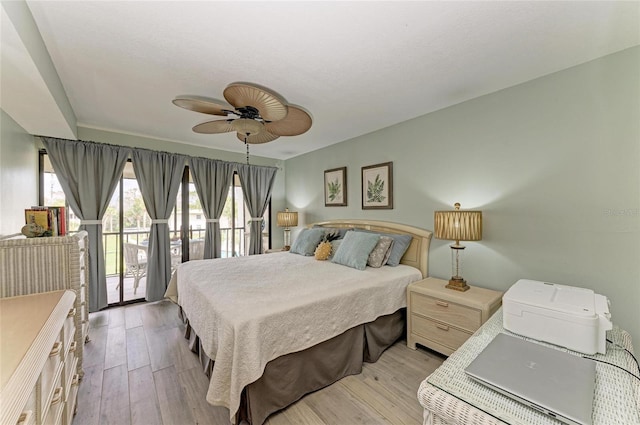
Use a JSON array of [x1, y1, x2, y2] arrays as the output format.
[[41, 152, 271, 307]]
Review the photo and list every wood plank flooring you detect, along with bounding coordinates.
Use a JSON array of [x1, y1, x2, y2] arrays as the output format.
[[73, 300, 445, 425]]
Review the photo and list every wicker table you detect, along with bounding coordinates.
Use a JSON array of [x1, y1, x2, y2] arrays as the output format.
[[418, 308, 640, 425]]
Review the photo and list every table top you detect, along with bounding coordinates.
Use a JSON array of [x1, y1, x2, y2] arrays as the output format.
[[424, 308, 640, 425]]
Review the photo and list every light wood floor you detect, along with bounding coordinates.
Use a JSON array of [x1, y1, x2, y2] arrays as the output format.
[[73, 300, 445, 425]]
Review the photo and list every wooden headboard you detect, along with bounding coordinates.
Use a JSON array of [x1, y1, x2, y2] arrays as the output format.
[[311, 219, 433, 278]]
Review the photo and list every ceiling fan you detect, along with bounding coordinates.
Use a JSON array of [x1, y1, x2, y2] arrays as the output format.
[[173, 82, 312, 147]]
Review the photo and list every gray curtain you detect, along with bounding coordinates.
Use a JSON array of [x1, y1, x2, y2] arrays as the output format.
[[132, 149, 186, 301], [236, 164, 278, 255], [188, 158, 234, 259], [41, 137, 131, 312]]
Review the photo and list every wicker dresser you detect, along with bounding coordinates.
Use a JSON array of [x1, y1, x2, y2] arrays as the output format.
[[0, 232, 89, 379], [0, 290, 79, 425]]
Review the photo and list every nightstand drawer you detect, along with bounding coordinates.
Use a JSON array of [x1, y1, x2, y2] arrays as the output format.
[[411, 293, 481, 332], [411, 315, 471, 351]]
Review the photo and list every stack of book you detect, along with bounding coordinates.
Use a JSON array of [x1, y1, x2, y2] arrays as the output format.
[[24, 206, 67, 236]]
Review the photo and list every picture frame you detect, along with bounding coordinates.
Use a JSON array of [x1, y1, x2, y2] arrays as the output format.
[[361, 162, 393, 209], [324, 167, 347, 206]]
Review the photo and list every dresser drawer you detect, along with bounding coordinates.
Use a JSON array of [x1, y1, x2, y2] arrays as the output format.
[[42, 386, 65, 425], [411, 314, 472, 351], [41, 338, 64, 418], [63, 348, 78, 395], [63, 309, 76, 349], [64, 374, 80, 425], [411, 292, 481, 332], [17, 386, 37, 425]]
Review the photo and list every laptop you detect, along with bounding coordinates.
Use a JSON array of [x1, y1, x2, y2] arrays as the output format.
[[464, 333, 596, 425]]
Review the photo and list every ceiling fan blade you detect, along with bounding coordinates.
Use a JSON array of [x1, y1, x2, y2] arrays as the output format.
[[193, 120, 235, 134], [265, 105, 312, 136], [236, 131, 280, 145], [224, 83, 288, 122], [173, 96, 233, 116]]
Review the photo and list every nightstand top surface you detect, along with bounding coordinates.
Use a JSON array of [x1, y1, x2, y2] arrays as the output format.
[[410, 277, 503, 306]]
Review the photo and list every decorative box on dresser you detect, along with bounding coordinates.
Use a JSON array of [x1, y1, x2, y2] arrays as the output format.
[[0, 232, 89, 379], [407, 277, 503, 356], [0, 290, 80, 425]]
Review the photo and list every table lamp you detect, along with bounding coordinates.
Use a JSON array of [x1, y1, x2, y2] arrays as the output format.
[[434, 202, 482, 291], [277, 208, 298, 250]]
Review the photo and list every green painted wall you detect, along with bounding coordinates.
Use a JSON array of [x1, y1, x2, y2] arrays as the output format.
[[0, 109, 38, 236], [284, 47, 640, 346]]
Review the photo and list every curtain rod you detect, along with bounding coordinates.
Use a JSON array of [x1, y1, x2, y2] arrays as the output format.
[[35, 135, 279, 171]]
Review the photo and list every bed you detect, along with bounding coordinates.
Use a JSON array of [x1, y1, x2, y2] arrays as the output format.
[[165, 219, 432, 424]]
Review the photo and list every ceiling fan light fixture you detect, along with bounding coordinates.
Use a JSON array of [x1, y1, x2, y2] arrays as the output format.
[[232, 118, 263, 136]]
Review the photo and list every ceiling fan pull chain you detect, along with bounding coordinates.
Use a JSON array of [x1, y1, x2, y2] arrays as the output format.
[[245, 137, 250, 164]]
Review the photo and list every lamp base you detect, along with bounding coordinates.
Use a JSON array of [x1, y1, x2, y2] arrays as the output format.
[[446, 277, 470, 292]]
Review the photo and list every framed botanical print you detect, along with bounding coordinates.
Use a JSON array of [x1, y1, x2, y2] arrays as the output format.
[[361, 162, 393, 209], [324, 167, 347, 206]]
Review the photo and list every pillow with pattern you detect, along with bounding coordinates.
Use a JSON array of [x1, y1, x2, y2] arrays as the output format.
[[353, 229, 412, 266], [367, 236, 394, 268]]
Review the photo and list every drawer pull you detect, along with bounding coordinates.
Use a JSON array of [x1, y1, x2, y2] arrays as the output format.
[[68, 308, 76, 317], [51, 387, 63, 406], [49, 341, 61, 357], [17, 411, 33, 425], [436, 323, 450, 331], [435, 300, 449, 308], [69, 341, 77, 352]]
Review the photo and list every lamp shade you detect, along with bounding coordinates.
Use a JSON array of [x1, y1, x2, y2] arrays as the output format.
[[277, 209, 298, 228], [434, 203, 482, 244]]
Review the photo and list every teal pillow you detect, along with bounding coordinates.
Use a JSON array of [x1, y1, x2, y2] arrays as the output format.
[[331, 231, 380, 270], [290, 228, 324, 256], [353, 229, 412, 266]]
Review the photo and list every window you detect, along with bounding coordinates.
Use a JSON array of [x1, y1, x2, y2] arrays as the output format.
[[40, 151, 271, 305]]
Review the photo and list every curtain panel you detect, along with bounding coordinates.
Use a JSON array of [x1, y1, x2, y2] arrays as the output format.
[[237, 163, 277, 255], [132, 149, 186, 302], [41, 137, 131, 312], [188, 157, 234, 259]]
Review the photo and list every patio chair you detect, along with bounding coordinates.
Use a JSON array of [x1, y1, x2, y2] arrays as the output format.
[[190, 239, 205, 260], [122, 243, 147, 294]]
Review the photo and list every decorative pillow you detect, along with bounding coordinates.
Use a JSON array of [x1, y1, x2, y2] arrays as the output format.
[[331, 231, 380, 270], [289, 228, 324, 256], [353, 229, 412, 266], [367, 236, 394, 268], [329, 240, 342, 259]]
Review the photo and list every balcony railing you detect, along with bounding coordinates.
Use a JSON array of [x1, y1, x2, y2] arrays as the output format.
[[102, 227, 245, 276]]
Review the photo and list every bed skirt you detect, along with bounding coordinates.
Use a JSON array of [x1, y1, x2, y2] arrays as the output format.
[[178, 307, 406, 425]]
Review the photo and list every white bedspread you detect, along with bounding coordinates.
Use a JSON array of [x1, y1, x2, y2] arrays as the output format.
[[165, 251, 422, 423]]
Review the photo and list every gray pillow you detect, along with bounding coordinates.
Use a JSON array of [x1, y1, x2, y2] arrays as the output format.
[[367, 236, 394, 268], [328, 239, 342, 259], [289, 228, 324, 256], [331, 231, 380, 270], [353, 229, 412, 266]]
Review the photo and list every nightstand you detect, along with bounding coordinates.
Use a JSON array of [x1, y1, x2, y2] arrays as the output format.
[[407, 277, 502, 356]]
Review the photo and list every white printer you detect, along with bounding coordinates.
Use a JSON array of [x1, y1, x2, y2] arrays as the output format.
[[503, 279, 612, 354]]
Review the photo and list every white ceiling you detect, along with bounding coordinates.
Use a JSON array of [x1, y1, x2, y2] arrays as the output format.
[[10, 1, 640, 159]]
